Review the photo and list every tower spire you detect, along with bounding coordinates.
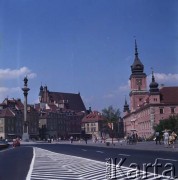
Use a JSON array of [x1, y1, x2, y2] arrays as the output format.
[[151, 68, 155, 83], [123, 96, 129, 112], [149, 68, 159, 94], [131, 39, 144, 75], [124, 96, 128, 105], [135, 39, 138, 57]]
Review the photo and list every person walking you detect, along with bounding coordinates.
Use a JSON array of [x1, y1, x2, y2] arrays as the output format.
[[170, 131, 177, 148], [126, 133, 130, 144], [70, 136, 73, 144], [132, 132, 136, 144], [155, 131, 161, 145], [85, 137, 87, 144], [163, 129, 169, 148]]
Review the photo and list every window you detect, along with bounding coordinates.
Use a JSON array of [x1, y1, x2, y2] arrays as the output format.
[[136, 79, 142, 90], [0, 119, 3, 124], [160, 108, 164, 114], [171, 107, 175, 114], [0, 127, 3, 132]]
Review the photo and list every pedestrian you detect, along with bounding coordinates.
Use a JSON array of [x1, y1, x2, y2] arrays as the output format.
[[155, 131, 161, 145], [132, 132, 136, 144], [94, 136, 97, 143], [163, 129, 169, 148], [126, 133, 130, 144], [135, 133, 138, 144], [70, 136, 73, 144], [169, 131, 177, 148], [85, 137, 87, 144]]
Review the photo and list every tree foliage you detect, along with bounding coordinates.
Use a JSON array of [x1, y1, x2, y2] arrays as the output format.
[[102, 105, 120, 139], [102, 105, 120, 123], [154, 115, 178, 135]]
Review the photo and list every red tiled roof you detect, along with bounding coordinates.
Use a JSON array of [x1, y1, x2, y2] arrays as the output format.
[[47, 104, 58, 111], [49, 92, 86, 112], [82, 111, 105, 123], [160, 87, 178, 104], [15, 100, 24, 110], [2, 98, 24, 110], [34, 103, 41, 111], [0, 108, 15, 117]]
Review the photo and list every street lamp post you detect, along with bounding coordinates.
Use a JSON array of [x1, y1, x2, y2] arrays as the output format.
[[22, 76, 30, 141]]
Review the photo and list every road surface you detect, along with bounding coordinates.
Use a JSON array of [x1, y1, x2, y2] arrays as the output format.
[[0, 143, 177, 179]]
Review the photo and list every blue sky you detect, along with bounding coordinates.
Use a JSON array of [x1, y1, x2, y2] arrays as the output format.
[[0, 0, 177, 112]]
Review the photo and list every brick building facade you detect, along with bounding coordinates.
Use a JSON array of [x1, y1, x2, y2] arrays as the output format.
[[37, 86, 86, 139], [0, 98, 39, 139], [123, 41, 178, 138]]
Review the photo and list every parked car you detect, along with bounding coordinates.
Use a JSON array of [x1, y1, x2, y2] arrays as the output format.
[[12, 138, 20, 147], [0, 140, 9, 150]]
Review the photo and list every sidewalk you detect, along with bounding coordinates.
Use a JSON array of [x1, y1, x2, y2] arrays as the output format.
[[19, 139, 178, 152], [53, 139, 178, 152]]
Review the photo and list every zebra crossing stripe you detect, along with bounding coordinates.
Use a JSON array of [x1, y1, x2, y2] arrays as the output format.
[[26, 147, 35, 180], [26, 147, 173, 180]]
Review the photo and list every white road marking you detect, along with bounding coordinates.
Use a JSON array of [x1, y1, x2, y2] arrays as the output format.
[[157, 158, 178, 162], [26, 147, 173, 180], [118, 153, 130, 157], [0, 147, 13, 153], [26, 147, 35, 180], [81, 149, 87, 151], [96, 151, 104, 153]]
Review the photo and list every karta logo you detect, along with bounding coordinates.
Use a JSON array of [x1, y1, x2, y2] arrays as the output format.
[[105, 157, 176, 179]]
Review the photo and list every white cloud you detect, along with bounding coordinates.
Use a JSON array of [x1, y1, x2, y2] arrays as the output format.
[[148, 73, 178, 86], [103, 93, 115, 99], [124, 55, 132, 62], [82, 95, 94, 104], [0, 67, 36, 80], [118, 80, 130, 92], [0, 67, 36, 102], [0, 87, 20, 93], [103, 81, 130, 100], [0, 87, 21, 101], [103, 81, 130, 99]]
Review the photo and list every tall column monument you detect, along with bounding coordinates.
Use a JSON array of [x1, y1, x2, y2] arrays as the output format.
[[22, 76, 30, 141]]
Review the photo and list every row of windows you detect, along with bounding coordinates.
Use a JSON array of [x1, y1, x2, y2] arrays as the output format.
[[45, 113, 79, 118], [86, 123, 96, 127], [127, 106, 177, 123], [0, 127, 3, 132], [139, 121, 151, 130], [137, 109, 150, 119], [159, 107, 175, 114]]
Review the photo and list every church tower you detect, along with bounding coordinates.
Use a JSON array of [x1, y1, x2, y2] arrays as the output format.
[[149, 70, 160, 104], [129, 40, 148, 111], [123, 97, 129, 115]]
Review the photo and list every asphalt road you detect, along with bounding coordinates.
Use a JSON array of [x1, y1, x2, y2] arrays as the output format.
[[31, 144, 178, 177], [0, 144, 178, 179], [0, 146, 33, 180]]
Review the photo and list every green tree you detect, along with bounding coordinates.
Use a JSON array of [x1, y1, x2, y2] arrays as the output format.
[[102, 105, 120, 144], [154, 115, 178, 136]]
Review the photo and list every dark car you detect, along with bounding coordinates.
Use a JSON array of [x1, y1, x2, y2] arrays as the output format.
[[0, 140, 9, 150], [12, 139, 20, 147]]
